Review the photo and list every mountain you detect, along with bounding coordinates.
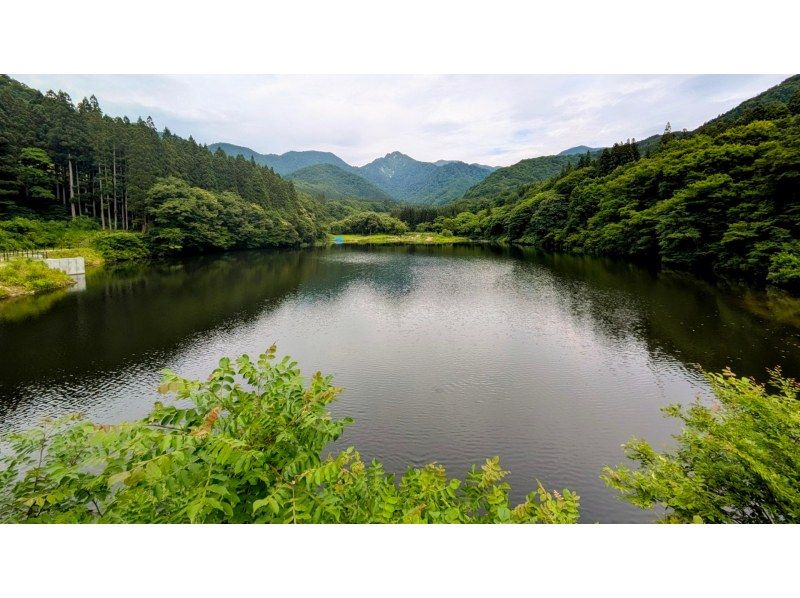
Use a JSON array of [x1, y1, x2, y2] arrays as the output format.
[[434, 159, 497, 170], [357, 151, 493, 204], [208, 143, 354, 176], [462, 154, 577, 202], [287, 164, 395, 201], [210, 144, 494, 205], [421, 161, 497, 206], [558, 145, 602, 156], [699, 74, 800, 133]]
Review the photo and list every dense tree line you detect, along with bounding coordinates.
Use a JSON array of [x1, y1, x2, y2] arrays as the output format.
[[328, 211, 408, 235], [410, 92, 800, 292], [0, 76, 323, 249]]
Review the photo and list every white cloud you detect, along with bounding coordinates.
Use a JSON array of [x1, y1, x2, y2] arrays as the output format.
[[12, 74, 789, 167]]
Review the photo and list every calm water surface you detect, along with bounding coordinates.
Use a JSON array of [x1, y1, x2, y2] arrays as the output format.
[[1, 245, 797, 522]]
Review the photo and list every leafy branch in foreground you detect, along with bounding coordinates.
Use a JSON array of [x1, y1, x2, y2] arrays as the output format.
[[603, 368, 800, 523], [0, 345, 578, 523]]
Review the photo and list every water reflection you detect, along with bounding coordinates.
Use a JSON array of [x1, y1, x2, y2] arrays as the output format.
[[0, 245, 797, 523]]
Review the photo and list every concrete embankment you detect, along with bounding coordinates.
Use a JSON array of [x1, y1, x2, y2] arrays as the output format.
[[44, 257, 86, 275]]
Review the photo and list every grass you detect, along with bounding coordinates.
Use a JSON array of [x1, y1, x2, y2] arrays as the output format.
[[329, 232, 469, 245], [47, 247, 105, 268], [0, 258, 76, 299]]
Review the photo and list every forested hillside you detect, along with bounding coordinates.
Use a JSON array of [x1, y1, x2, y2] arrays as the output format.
[[410, 77, 800, 292], [0, 76, 323, 254], [212, 144, 496, 206], [357, 151, 493, 204], [700, 74, 800, 134], [461, 134, 672, 205], [288, 163, 395, 201], [461, 154, 578, 202]]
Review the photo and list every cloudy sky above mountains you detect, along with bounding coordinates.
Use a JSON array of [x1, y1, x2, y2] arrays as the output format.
[[14, 74, 788, 167]]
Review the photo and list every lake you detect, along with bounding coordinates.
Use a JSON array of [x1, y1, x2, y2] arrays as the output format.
[[0, 245, 797, 522]]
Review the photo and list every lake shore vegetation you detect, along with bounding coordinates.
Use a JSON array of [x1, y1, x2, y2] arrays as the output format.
[[0, 258, 75, 299]]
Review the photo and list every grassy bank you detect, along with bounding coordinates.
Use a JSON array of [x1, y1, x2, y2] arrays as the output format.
[[0, 258, 76, 299], [330, 232, 469, 245]]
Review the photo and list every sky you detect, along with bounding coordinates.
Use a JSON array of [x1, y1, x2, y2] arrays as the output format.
[[13, 74, 789, 167]]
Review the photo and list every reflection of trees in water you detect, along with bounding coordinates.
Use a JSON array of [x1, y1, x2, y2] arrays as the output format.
[[0, 246, 432, 404], [2, 244, 797, 420], [311, 245, 423, 299], [0, 287, 73, 323], [508, 247, 800, 379], [0, 250, 320, 393]]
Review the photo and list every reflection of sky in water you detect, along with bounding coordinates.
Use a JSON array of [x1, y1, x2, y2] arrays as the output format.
[[1, 245, 797, 523]]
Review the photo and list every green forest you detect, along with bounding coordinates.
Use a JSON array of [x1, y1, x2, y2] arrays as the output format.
[[0, 75, 327, 258]]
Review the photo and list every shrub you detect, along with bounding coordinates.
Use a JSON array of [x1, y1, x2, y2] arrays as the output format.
[[603, 368, 800, 523], [328, 212, 408, 235], [440, 229, 454, 237], [0, 216, 100, 250], [145, 227, 185, 257], [92, 232, 150, 262], [0, 258, 74, 299], [767, 244, 800, 291], [0, 346, 579, 523]]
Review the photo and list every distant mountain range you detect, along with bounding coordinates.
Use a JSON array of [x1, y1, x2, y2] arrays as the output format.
[[208, 143, 352, 176], [209, 144, 497, 205], [210, 129, 686, 207], [558, 145, 602, 156]]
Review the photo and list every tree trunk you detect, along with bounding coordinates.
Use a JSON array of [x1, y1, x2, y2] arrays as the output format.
[[68, 156, 76, 220], [113, 146, 118, 230], [76, 164, 82, 216], [99, 164, 106, 230]]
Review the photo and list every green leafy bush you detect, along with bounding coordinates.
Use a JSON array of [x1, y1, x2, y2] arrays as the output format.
[[92, 232, 150, 262], [328, 211, 409, 235], [0, 345, 579, 524], [602, 368, 800, 523], [767, 244, 800, 291]]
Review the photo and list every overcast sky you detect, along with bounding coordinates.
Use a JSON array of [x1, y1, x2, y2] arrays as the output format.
[[13, 74, 789, 167]]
